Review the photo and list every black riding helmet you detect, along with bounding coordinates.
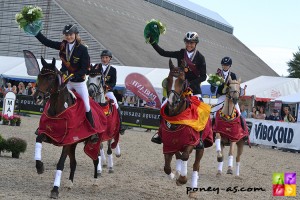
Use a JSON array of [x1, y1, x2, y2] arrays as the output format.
[[63, 24, 79, 35], [221, 57, 232, 66], [101, 50, 112, 58]]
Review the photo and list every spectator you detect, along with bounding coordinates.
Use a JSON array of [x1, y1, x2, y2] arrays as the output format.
[[267, 109, 281, 121], [256, 106, 266, 119], [12, 85, 18, 94], [18, 82, 27, 95], [248, 107, 257, 118], [26, 83, 35, 96], [283, 106, 295, 123], [4, 83, 13, 95], [240, 104, 248, 118]]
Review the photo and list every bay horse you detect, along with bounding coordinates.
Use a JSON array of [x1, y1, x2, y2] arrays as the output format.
[[33, 57, 106, 199], [213, 77, 249, 177], [159, 59, 213, 198], [87, 64, 121, 175]]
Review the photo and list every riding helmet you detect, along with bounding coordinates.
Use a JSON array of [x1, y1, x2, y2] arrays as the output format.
[[221, 57, 232, 66], [101, 50, 112, 58], [63, 24, 79, 34], [184, 31, 199, 43]]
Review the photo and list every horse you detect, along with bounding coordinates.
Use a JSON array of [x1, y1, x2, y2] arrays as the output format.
[[159, 59, 213, 198], [213, 77, 249, 177], [33, 57, 106, 199], [87, 64, 121, 175]]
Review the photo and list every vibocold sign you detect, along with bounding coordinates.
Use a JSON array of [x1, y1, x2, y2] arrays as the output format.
[[247, 119, 300, 150], [3, 92, 16, 117]]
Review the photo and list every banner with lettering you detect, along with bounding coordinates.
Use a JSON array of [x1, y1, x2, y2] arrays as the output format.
[[125, 73, 161, 108], [247, 118, 300, 150]]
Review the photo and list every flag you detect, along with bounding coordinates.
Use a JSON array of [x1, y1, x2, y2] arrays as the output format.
[[23, 50, 40, 76]]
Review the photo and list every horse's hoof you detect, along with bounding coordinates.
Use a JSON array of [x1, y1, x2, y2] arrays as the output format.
[[115, 154, 121, 158], [216, 171, 222, 177], [93, 178, 99, 186], [108, 167, 114, 173], [189, 191, 198, 199], [36, 161, 44, 174], [226, 169, 233, 175], [176, 176, 187, 186], [50, 190, 59, 199], [217, 157, 223, 162], [97, 170, 102, 176], [65, 180, 73, 189]]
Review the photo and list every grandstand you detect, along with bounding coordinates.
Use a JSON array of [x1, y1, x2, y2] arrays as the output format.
[[0, 0, 278, 82]]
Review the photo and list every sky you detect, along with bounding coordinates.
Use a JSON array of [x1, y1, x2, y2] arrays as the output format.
[[187, 0, 300, 76]]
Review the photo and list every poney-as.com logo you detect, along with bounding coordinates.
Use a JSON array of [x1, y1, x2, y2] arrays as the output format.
[[273, 172, 296, 196]]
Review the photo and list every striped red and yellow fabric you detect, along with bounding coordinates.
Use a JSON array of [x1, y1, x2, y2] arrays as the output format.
[[160, 96, 211, 132]]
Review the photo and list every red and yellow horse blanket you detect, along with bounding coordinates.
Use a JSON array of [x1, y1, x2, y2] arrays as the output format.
[[213, 109, 249, 142], [159, 96, 213, 154]]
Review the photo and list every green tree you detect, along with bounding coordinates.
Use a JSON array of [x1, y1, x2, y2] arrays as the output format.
[[287, 47, 300, 78]]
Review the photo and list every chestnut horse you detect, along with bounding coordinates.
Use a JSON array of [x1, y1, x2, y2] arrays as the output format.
[[33, 57, 104, 199], [159, 59, 212, 198], [213, 78, 249, 177], [87, 64, 121, 175]]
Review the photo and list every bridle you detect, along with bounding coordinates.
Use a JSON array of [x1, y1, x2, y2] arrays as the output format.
[[87, 74, 105, 100], [225, 82, 241, 117]]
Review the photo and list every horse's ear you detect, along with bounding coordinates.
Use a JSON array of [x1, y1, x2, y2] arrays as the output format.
[[169, 59, 175, 69], [238, 78, 241, 84], [41, 56, 47, 67], [52, 57, 56, 67]]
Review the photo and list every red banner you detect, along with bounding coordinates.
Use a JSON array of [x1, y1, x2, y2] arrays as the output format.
[[125, 73, 161, 108]]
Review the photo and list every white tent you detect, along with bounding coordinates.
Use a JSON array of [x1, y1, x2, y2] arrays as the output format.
[[0, 56, 62, 82], [240, 76, 300, 101], [274, 92, 300, 104]]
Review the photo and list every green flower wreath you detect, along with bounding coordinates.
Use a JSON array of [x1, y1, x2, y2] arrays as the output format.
[[15, 5, 43, 35], [144, 19, 166, 44]]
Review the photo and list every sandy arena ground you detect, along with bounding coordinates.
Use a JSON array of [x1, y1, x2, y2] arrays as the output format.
[[0, 115, 299, 200]]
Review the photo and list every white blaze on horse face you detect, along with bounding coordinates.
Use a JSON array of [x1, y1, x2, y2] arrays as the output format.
[[168, 77, 177, 105]]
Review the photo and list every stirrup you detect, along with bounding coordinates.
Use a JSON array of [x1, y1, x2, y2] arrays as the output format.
[[151, 133, 162, 144]]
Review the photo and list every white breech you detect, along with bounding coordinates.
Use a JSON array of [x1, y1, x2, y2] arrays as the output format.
[[67, 81, 90, 111], [106, 91, 119, 109]]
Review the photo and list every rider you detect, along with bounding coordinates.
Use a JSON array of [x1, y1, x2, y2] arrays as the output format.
[[212, 57, 240, 114], [94, 49, 125, 134], [35, 24, 98, 142], [149, 31, 207, 149]]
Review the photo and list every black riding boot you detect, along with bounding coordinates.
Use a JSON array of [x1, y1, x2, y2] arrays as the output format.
[[117, 107, 126, 135], [194, 130, 204, 150], [86, 110, 99, 143], [151, 115, 162, 144]]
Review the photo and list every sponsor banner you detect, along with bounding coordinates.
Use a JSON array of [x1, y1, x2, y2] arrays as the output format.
[[23, 50, 40, 76], [0, 94, 44, 114], [120, 105, 160, 129], [247, 118, 300, 150], [125, 73, 161, 108]]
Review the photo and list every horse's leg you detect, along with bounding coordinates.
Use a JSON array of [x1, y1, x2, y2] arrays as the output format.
[[189, 149, 204, 198], [115, 142, 121, 157], [100, 143, 107, 167], [177, 145, 194, 186], [50, 146, 69, 199], [164, 153, 175, 179], [235, 140, 244, 176], [216, 142, 224, 177], [215, 132, 223, 162], [175, 152, 182, 178], [66, 143, 77, 189], [35, 134, 44, 174], [107, 140, 114, 173], [226, 141, 236, 175], [93, 155, 100, 186], [97, 143, 103, 176]]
